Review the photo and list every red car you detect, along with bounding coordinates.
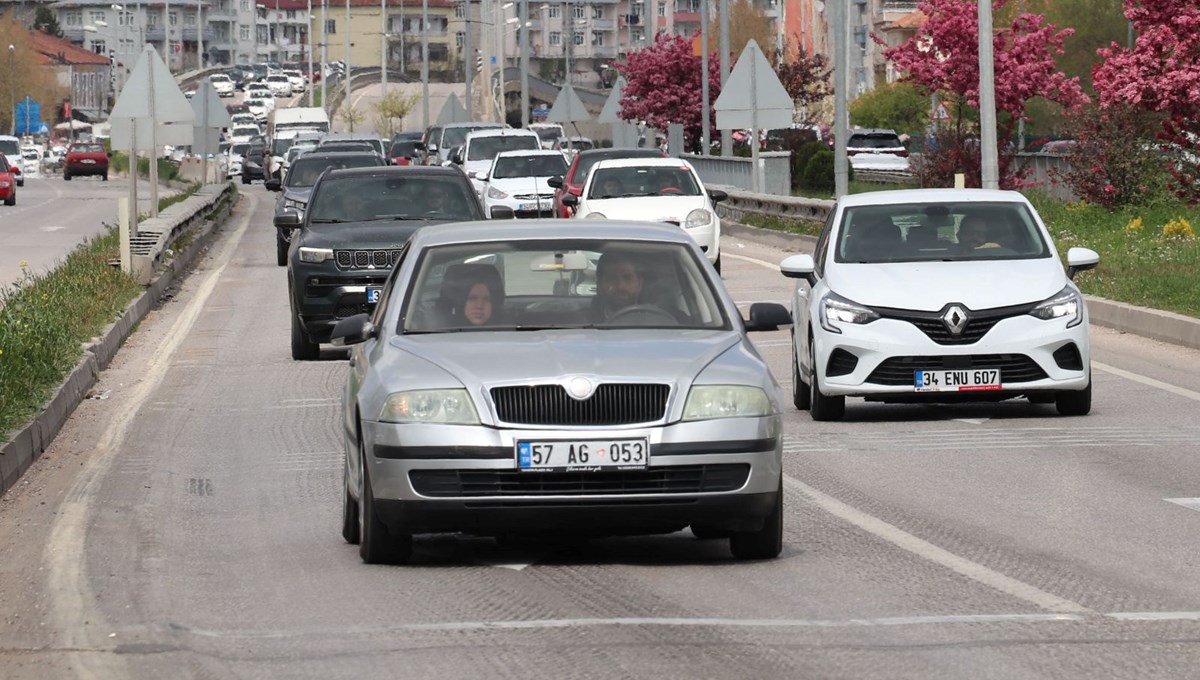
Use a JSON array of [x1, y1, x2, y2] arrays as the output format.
[[64, 142, 110, 181], [0, 153, 18, 205], [549, 148, 666, 217]]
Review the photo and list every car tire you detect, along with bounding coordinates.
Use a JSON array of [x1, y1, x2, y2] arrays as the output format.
[[809, 343, 845, 421], [342, 457, 361, 544], [791, 329, 811, 410], [290, 312, 320, 360], [102, 172, 108, 181], [358, 439, 413, 565], [276, 234, 289, 266], [713, 254, 722, 275], [4, 193, 14, 206], [241, 173, 250, 185], [1055, 372, 1092, 416], [63, 173, 71, 181], [729, 478, 783, 560]]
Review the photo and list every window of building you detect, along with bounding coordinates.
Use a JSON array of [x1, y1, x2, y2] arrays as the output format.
[[185, 12, 196, 26], [241, 0, 250, 10], [591, 32, 604, 46], [455, 31, 464, 48], [657, 2, 666, 16], [455, 4, 464, 18], [240, 25, 251, 40], [574, 31, 583, 45], [89, 10, 105, 23], [325, 19, 336, 33], [91, 39, 106, 55], [592, 5, 603, 19], [64, 11, 81, 26], [631, 2, 643, 16], [286, 9, 296, 18], [548, 31, 560, 46], [170, 10, 178, 25], [574, 5, 585, 18], [631, 27, 643, 42], [547, 4, 560, 18], [146, 11, 158, 26]]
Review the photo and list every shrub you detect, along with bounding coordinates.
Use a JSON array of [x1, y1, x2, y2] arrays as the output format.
[[1162, 216, 1195, 240], [1058, 103, 1169, 210], [803, 150, 836, 193], [792, 141, 828, 191]]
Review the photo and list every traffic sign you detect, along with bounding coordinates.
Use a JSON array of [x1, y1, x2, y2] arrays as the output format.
[[531, 106, 550, 117], [15, 97, 42, 135], [546, 84, 590, 124]]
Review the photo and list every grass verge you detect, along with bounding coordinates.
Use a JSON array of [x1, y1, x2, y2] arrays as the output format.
[[110, 152, 181, 183], [159, 182, 203, 213], [739, 214, 823, 238], [0, 228, 143, 442]]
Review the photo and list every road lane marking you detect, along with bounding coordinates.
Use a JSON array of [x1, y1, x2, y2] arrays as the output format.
[[952, 417, 991, 425], [1107, 611, 1200, 622], [1164, 498, 1200, 513], [725, 251, 783, 271], [781, 474, 1092, 614], [45, 193, 257, 677], [1092, 361, 1200, 402]]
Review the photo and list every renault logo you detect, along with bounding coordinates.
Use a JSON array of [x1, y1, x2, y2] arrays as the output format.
[[565, 376, 596, 401], [942, 305, 969, 335]]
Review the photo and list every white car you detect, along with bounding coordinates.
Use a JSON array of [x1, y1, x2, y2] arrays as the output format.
[[476, 149, 569, 218], [265, 74, 293, 97], [230, 112, 258, 128], [245, 86, 272, 101], [283, 69, 307, 92], [779, 188, 1100, 421], [209, 73, 235, 97], [229, 125, 260, 144], [563, 157, 727, 271], [226, 144, 246, 178], [846, 129, 911, 173], [455, 128, 541, 197], [244, 98, 270, 122], [20, 146, 42, 177]]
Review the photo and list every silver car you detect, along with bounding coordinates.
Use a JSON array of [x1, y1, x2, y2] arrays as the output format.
[[333, 220, 793, 564]]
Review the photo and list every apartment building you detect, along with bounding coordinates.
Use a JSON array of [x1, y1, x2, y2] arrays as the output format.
[[52, 0, 210, 73]]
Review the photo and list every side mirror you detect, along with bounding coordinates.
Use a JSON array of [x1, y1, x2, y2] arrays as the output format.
[[10, 166, 20, 175], [472, 171, 488, 181], [709, 188, 728, 203], [274, 211, 301, 230], [1065, 247, 1100, 280], [561, 194, 579, 207], [780, 253, 816, 285], [264, 177, 282, 191], [426, 143, 437, 152], [415, 141, 426, 150], [745, 302, 793, 332], [547, 175, 564, 189], [490, 206, 516, 220], [330, 313, 377, 346]]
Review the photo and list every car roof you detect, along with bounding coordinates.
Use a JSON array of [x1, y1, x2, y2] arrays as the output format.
[[321, 132, 380, 142], [493, 149, 566, 159], [292, 151, 384, 162], [835, 188, 1030, 208], [590, 157, 698, 171], [438, 121, 502, 129], [465, 128, 538, 141], [849, 128, 899, 136], [322, 165, 465, 179], [575, 148, 662, 160], [409, 219, 699, 249]]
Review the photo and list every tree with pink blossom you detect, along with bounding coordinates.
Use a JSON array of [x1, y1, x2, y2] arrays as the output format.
[[879, 0, 1087, 188], [616, 33, 722, 152], [1092, 0, 1200, 204]]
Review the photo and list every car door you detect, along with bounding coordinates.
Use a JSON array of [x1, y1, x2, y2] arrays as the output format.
[[795, 206, 837, 377]]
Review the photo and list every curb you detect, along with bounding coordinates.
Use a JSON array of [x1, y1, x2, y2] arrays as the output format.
[[722, 219, 1200, 353], [0, 190, 237, 497]]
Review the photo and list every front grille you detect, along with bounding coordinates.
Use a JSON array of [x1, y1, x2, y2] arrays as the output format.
[[827, 348, 859, 377], [866, 354, 1048, 386], [1052, 343, 1083, 370], [871, 302, 1036, 345], [409, 464, 750, 497], [334, 249, 404, 271], [491, 383, 670, 426], [336, 302, 370, 318], [513, 193, 555, 201]]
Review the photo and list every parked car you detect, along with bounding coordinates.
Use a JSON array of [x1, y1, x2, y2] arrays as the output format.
[[0, 153, 18, 205], [477, 149, 568, 218], [63, 142, 109, 181], [265, 150, 387, 265], [846, 129, 910, 172], [563, 157, 727, 271], [779, 188, 1100, 421], [549, 148, 665, 218], [331, 219, 791, 564], [0, 135, 23, 186], [277, 165, 487, 360]]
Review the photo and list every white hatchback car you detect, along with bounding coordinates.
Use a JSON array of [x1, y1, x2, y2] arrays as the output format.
[[564, 157, 727, 271], [477, 149, 568, 218], [780, 189, 1100, 421], [266, 74, 293, 97]]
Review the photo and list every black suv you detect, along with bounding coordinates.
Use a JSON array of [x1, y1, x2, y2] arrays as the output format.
[[266, 151, 386, 266], [277, 166, 487, 360], [241, 136, 270, 184]]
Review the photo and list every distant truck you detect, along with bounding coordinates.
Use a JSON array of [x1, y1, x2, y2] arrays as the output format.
[[266, 107, 330, 178]]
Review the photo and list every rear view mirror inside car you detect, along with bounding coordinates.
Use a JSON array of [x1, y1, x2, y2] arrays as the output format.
[[530, 252, 589, 271]]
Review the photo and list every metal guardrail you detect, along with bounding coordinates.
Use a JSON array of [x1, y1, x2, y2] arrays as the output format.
[[128, 183, 237, 284], [712, 185, 833, 225]]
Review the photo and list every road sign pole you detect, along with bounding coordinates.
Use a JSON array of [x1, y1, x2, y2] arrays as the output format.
[[832, 0, 848, 198], [718, 0, 730, 156], [700, 0, 709, 155], [148, 53, 159, 217], [422, 0, 430, 129], [978, 0, 999, 189]]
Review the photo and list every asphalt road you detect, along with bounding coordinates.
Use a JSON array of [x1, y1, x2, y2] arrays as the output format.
[[1, 186, 1199, 678]]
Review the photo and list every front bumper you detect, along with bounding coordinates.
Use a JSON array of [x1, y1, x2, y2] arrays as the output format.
[[811, 309, 1091, 399], [293, 269, 388, 342], [66, 162, 108, 176], [360, 416, 782, 536], [483, 194, 556, 218]]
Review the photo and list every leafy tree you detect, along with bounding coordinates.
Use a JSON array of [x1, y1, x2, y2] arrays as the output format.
[[728, 0, 777, 64], [1092, 0, 1200, 204], [1057, 103, 1169, 209], [849, 81, 930, 137], [775, 44, 832, 126], [372, 90, 419, 140], [0, 16, 67, 135], [879, 0, 1087, 188], [616, 33, 721, 152], [33, 6, 63, 38], [338, 103, 364, 132]]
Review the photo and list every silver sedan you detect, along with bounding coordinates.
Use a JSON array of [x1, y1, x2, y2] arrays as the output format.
[[332, 220, 794, 564]]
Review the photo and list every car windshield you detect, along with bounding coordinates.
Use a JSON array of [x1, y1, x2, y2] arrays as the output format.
[[492, 154, 568, 179], [318, 143, 374, 154], [286, 154, 383, 187], [233, 127, 258, 137], [401, 239, 727, 332], [532, 127, 562, 142], [835, 202, 1052, 264], [389, 141, 418, 157], [467, 135, 539, 161], [307, 174, 479, 222], [443, 125, 495, 149], [230, 143, 249, 156], [572, 151, 660, 183], [73, 144, 105, 153], [848, 134, 902, 149], [588, 166, 701, 199]]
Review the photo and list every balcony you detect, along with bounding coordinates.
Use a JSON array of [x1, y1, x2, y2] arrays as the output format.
[[589, 19, 616, 31], [673, 11, 699, 23], [181, 28, 214, 42], [144, 27, 166, 41], [585, 45, 617, 58]]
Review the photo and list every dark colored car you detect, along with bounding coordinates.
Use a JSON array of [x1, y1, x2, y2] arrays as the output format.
[[387, 140, 420, 166], [549, 148, 666, 217], [0, 153, 18, 205], [277, 166, 487, 360], [63, 142, 110, 181], [241, 137, 271, 184], [315, 142, 378, 156], [266, 151, 387, 266]]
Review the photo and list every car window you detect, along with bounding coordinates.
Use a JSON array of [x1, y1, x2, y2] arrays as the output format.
[[308, 174, 480, 223], [835, 202, 1052, 263], [492, 154, 568, 179], [587, 166, 701, 199], [286, 154, 385, 187], [467, 135, 539, 161], [400, 239, 728, 332], [443, 125, 496, 149], [389, 141, 419, 157], [847, 134, 903, 149]]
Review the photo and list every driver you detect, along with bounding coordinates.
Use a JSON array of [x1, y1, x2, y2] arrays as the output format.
[[592, 251, 644, 321]]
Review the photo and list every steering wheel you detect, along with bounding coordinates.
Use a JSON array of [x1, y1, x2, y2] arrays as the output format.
[[604, 304, 678, 325], [659, 187, 684, 195]]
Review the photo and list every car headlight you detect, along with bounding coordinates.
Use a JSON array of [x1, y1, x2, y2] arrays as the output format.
[[584, 212, 606, 219], [487, 186, 509, 200], [685, 208, 713, 228], [683, 385, 774, 421], [819, 292, 879, 334], [297, 247, 333, 263], [379, 389, 480, 424], [0, 181, 9, 188], [1029, 286, 1082, 327]]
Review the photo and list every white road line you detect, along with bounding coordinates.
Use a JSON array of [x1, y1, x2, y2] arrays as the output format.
[[724, 251, 783, 271], [1164, 498, 1200, 513], [45, 193, 258, 677], [1093, 361, 1200, 402], [1107, 611, 1200, 622], [782, 474, 1091, 614]]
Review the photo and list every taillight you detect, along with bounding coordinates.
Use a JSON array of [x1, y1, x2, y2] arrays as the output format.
[[895, 150, 909, 157], [847, 150, 860, 156]]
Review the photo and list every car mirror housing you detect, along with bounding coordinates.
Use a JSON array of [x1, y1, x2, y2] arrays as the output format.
[[490, 206, 516, 220], [330, 313, 376, 346], [561, 194, 579, 207], [264, 178, 282, 191], [274, 211, 301, 230], [709, 188, 728, 203], [745, 303, 793, 332], [1065, 247, 1100, 280], [780, 253, 816, 285], [546, 176, 564, 189]]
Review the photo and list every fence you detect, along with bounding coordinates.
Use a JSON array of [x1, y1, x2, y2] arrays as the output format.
[[680, 152, 792, 196]]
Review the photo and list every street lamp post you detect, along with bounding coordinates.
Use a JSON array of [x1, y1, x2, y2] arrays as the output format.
[[381, 0, 388, 97], [519, 0, 529, 127], [464, 0, 473, 119], [7, 45, 14, 136], [421, 0, 428, 130]]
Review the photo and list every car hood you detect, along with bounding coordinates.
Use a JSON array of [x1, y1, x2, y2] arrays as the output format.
[[297, 220, 433, 249], [490, 176, 556, 194], [281, 186, 313, 203], [585, 195, 708, 221], [827, 259, 1066, 311], [394, 329, 742, 388]]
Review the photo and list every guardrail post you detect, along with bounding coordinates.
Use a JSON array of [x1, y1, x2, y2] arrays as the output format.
[[119, 198, 131, 274]]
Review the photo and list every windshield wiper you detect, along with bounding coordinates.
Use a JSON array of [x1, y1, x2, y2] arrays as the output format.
[[309, 218, 348, 223], [361, 215, 425, 221]]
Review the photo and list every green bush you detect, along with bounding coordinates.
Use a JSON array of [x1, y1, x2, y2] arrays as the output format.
[[792, 142, 829, 191], [802, 150, 853, 194]]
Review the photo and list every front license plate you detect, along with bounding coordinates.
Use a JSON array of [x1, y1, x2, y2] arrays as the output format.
[[366, 287, 382, 304], [517, 439, 649, 472], [81, 159, 95, 164], [518, 203, 536, 212], [914, 369, 1002, 393]]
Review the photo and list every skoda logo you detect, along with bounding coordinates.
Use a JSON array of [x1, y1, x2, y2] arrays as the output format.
[[942, 305, 969, 335], [565, 376, 596, 401]]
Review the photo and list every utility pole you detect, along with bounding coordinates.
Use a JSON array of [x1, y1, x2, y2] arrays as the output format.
[[832, 0, 848, 197], [564, 0, 570, 86], [700, 0, 709, 154], [519, 0, 529, 127], [978, 0, 998, 189], [421, 0, 429, 129], [718, 0, 730, 155], [307, 0, 314, 105], [464, 0, 473, 118], [381, 0, 388, 98], [320, 0, 328, 111], [344, 0, 351, 128], [197, 0, 203, 69]]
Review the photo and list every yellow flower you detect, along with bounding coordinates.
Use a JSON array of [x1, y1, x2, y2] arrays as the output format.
[[19, 259, 27, 268], [1124, 217, 1144, 234], [1162, 217, 1195, 240]]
